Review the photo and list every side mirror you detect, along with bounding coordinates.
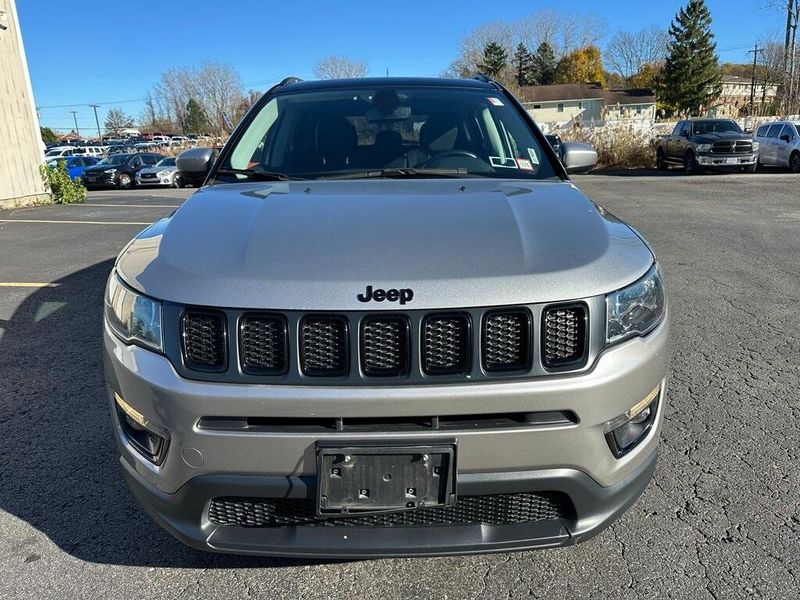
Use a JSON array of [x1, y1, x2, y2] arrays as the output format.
[[561, 142, 598, 174], [176, 147, 216, 182], [780, 134, 791, 142]]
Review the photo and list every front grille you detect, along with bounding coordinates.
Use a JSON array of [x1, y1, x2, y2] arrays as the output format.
[[181, 311, 226, 370], [239, 314, 288, 375], [422, 314, 470, 374], [141, 173, 157, 179], [711, 141, 752, 154], [542, 305, 587, 369], [360, 317, 409, 376], [208, 492, 569, 528], [300, 317, 348, 376], [482, 310, 531, 371]]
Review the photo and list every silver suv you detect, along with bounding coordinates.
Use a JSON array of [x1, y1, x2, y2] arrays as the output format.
[[103, 77, 670, 557], [754, 121, 800, 172]]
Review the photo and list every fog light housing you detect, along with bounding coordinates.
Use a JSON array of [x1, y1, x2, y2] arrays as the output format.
[[605, 385, 660, 458], [114, 393, 169, 465]]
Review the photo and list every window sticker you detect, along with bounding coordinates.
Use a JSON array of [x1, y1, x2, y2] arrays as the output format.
[[490, 156, 518, 168], [516, 158, 533, 171], [488, 97, 504, 107], [527, 148, 540, 165]]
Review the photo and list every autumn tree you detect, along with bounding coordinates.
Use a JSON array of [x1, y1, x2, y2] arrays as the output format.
[[313, 55, 368, 79], [657, 0, 722, 116], [104, 108, 134, 134], [555, 46, 605, 86], [628, 63, 661, 89]]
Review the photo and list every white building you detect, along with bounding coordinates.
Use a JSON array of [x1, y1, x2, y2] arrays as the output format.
[[714, 75, 779, 117], [0, 0, 47, 208]]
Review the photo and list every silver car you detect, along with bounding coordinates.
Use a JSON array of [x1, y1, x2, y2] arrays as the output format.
[[134, 157, 183, 187], [754, 121, 800, 172], [103, 76, 670, 558]]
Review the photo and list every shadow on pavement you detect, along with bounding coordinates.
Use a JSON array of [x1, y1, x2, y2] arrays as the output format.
[[0, 260, 323, 568]]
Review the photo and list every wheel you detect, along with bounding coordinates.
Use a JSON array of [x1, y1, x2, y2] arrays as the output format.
[[656, 149, 667, 171], [117, 173, 132, 189], [173, 173, 184, 188], [683, 150, 698, 175], [790, 151, 800, 173]]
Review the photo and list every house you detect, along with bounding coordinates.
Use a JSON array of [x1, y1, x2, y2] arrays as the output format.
[[713, 75, 779, 117], [518, 83, 657, 127]]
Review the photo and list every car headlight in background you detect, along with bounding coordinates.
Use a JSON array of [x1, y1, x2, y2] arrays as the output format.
[[105, 273, 163, 351], [752, 141, 760, 151], [104, 168, 117, 173], [606, 263, 666, 345], [157, 170, 170, 177], [695, 143, 711, 153]]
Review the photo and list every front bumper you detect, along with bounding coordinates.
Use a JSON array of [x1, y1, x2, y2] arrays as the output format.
[[696, 153, 757, 167], [83, 172, 117, 187], [136, 174, 173, 186], [104, 315, 669, 556]]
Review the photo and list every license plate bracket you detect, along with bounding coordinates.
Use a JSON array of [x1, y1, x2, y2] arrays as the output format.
[[316, 443, 456, 516]]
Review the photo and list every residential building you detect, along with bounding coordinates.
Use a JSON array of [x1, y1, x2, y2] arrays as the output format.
[[713, 75, 779, 117], [519, 83, 656, 128], [0, 0, 47, 208]]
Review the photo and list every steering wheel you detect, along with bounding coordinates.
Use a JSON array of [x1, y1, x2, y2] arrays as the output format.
[[424, 149, 480, 165]]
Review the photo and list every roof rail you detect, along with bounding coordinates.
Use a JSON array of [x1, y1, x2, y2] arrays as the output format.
[[471, 73, 493, 84], [277, 77, 302, 87]]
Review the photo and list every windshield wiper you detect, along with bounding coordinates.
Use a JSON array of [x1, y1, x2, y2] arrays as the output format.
[[322, 168, 470, 180], [215, 168, 294, 181]]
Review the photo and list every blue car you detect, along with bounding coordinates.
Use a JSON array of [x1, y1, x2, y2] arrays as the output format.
[[47, 156, 100, 180]]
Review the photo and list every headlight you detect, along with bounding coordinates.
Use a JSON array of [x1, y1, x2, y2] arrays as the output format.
[[105, 272, 163, 351], [695, 144, 711, 153], [606, 263, 666, 345], [157, 170, 170, 177], [752, 141, 760, 151], [104, 168, 117, 173]]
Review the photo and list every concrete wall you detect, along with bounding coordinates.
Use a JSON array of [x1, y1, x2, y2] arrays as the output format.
[[0, 0, 48, 208]]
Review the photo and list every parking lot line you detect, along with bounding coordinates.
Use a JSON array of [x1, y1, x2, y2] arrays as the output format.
[[0, 219, 152, 225], [0, 282, 59, 288], [79, 203, 178, 208]]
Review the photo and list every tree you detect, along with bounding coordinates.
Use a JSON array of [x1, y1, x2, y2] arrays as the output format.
[[183, 98, 208, 133], [530, 42, 557, 85], [628, 63, 661, 89], [605, 26, 668, 84], [313, 55, 368, 79], [40, 127, 58, 143], [104, 108, 134, 134], [512, 43, 535, 86], [657, 0, 722, 116], [478, 42, 508, 78], [555, 46, 606, 86]]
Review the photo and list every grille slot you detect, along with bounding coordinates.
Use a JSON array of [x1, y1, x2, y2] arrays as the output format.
[[181, 310, 226, 371], [208, 492, 569, 528], [360, 317, 409, 376], [482, 310, 531, 371], [711, 140, 753, 154], [542, 304, 587, 369], [239, 314, 288, 375], [300, 317, 348, 376], [422, 314, 470, 375]]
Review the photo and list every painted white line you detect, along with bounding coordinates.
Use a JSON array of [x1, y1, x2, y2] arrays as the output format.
[[0, 282, 60, 288], [0, 219, 151, 225], [79, 203, 178, 208]]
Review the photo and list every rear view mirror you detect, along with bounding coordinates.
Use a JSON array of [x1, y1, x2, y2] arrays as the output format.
[[561, 142, 598, 174], [176, 147, 217, 182]]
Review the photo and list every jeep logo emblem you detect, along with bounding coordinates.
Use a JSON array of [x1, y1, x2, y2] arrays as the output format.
[[357, 285, 414, 305]]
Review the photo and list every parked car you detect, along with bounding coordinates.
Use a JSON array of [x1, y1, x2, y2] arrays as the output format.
[[151, 135, 170, 146], [46, 155, 100, 180], [71, 145, 105, 158], [656, 118, 758, 174], [753, 121, 800, 172], [134, 157, 184, 187], [168, 136, 189, 146], [44, 146, 77, 160], [82, 152, 163, 189], [110, 76, 669, 558]]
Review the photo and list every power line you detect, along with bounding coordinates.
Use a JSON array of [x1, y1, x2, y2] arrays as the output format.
[[36, 97, 146, 110]]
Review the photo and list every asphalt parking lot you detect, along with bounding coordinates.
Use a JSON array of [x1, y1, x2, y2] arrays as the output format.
[[1, 172, 799, 599]]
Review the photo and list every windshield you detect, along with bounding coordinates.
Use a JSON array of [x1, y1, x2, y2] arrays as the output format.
[[96, 154, 130, 166], [220, 85, 558, 180], [692, 120, 742, 135], [156, 158, 176, 167]]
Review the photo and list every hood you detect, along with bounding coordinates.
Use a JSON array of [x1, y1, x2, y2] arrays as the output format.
[[116, 179, 654, 310], [692, 131, 752, 143]]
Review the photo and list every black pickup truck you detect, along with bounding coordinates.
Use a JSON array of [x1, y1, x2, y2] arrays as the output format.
[[655, 119, 758, 174]]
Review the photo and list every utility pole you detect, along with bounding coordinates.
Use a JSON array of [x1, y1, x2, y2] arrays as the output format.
[[748, 44, 763, 115], [89, 104, 102, 142], [70, 110, 79, 136]]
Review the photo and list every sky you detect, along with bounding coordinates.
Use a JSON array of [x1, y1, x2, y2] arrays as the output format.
[[18, 0, 780, 133]]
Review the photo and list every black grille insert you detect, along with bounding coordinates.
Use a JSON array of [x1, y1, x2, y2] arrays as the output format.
[[422, 314, 470, 375], [208, 492, 570, 528], [482, 310, 531, 371], [300, 317, 348, 376], [239, 314, 288, 375], [181, 310, 226, 371], [360, 316, 409, 376], [542, 304, 587, 369]]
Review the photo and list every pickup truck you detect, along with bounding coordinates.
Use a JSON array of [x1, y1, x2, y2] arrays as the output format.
[[655, 118, 758, 174]]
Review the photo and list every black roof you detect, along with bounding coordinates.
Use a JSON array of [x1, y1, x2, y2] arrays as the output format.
[[276, 77, 496, 93]]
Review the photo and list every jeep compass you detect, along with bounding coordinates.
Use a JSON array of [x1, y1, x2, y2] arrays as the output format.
[[103, 76, 669, 557]]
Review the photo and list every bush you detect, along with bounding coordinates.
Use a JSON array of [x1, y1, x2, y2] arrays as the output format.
[[39, 161, 87, 204], [560, 126, 656, 170]]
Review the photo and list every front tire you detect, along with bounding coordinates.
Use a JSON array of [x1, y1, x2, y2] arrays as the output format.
[[656, 149, 667, 171], [173, 173, 184, 188], [683, 150, 698, 175], [118, 173, 132, 189], [790, 151, 800, 173]]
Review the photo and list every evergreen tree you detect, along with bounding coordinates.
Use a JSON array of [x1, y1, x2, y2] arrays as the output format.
[[657, 0, 722, 116], [183, 98, 209, 134], [530, 42, 557, 85], [513, 43, 535, 86], [478, 42, 509, 78]]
